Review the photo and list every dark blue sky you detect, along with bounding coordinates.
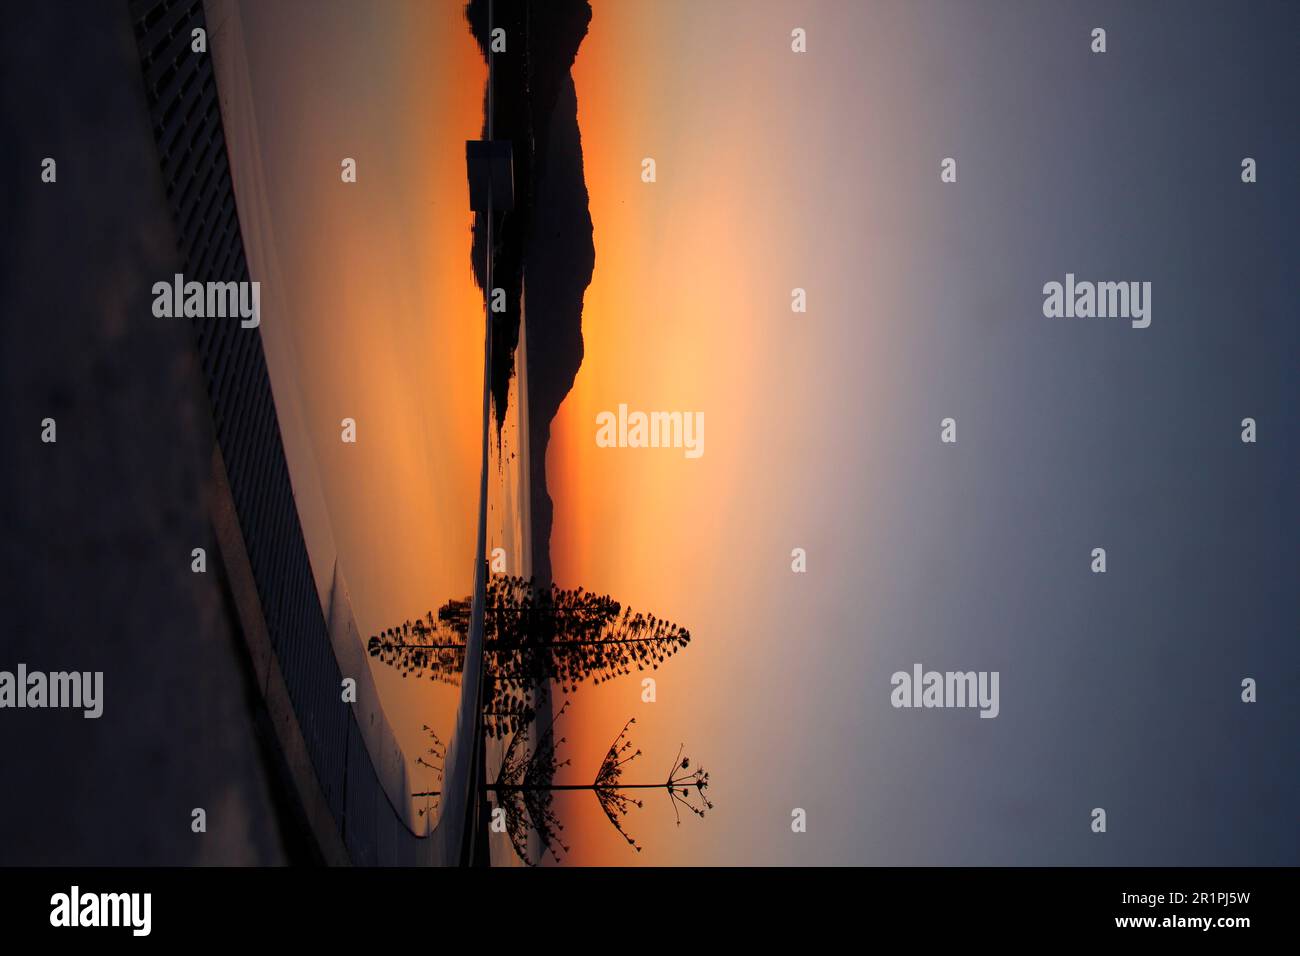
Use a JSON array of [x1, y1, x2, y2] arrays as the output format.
[[783, 0, 1299, 864]]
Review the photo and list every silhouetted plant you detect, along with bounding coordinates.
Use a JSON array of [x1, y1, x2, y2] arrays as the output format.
[[414, 726, 446, 819], [368, 575, 692, 737], [410, 706, 712, 865], [490, 701, 572, 863], [586, 718, 712, 852], [417, 725, 446, 775]]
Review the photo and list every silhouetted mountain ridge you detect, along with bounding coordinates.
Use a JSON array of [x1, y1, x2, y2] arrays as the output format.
[[466, 0, 594, 586]]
